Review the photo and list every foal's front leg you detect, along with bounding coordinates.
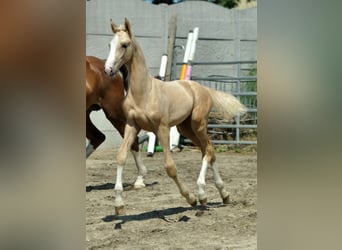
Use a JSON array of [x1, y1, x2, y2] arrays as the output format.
[[114, 124, 139, 215], [157, 125, 197, 207]]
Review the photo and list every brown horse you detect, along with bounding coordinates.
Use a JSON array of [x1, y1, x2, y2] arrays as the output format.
[[86, 55, 146, 188], [104, 18, 247, 215]]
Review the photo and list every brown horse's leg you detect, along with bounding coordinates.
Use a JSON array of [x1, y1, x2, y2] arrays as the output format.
[[190, 109, 230, 205], [86, 110, 105, 158], [157, 125, 197, 207]]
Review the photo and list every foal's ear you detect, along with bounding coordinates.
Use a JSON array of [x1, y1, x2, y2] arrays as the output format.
[[124, 17, 132, 38], [110, 19, 119, 33]]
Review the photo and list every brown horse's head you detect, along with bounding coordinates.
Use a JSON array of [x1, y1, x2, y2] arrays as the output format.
[[104, 18, 133, 77]]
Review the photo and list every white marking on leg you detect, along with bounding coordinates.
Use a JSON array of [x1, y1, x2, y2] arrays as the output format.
[[114, 165, 124, 208], [86, 143, 95, 158], [131, 150, 147, 189], [197, 155, 209, 202], [212, 162, 230, 201]]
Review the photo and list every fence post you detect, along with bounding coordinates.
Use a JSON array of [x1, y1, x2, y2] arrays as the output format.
[[165, 13, 177, 81], [235, 9, 241, 144]]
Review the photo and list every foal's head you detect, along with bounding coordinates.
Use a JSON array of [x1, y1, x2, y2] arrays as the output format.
[[104, 18, 133, 77]]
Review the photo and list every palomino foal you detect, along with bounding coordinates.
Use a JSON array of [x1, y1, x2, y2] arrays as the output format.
[[104, 18, 246, 215], [86, 55, 146, 188]]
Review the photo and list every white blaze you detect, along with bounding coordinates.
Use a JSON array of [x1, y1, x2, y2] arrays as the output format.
[[105, 35, 119, 72]]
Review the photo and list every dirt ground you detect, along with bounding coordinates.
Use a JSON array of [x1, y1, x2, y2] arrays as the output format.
[[86, 147, 257, 250]]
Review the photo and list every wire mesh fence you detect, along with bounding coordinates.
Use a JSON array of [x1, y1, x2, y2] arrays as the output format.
[[176, 61, 257, 145]]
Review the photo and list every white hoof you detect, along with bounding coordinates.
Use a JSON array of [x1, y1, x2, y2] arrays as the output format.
[[134, 183, 146, 189], [133, 176, 145, 189]]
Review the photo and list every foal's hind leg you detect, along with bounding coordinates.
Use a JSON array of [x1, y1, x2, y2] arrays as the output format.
[[177, 117, 210, 205], [157, 125, 197, 207], [86, 110, 105, 158], [180, 111, 229, 205], [130, 140, 147, 189], [190, 108, 230, 205]]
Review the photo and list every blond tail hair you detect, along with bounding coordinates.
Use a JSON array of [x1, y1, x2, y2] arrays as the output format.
[[208, 88, 247, 120]]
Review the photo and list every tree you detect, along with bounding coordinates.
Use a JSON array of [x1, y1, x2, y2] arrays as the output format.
[[152, 0, 174, 4], [214, 0, 255, 9], [214, 0, 240, 9]]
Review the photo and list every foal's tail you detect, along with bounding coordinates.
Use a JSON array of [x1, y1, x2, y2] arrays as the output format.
[[208, 88, 247, 119]]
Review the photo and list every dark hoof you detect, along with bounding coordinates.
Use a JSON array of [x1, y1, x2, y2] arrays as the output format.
[[115, 206, 125, 215], [222, 194, 230, 204], [199, 198, 207, 207], [190, 200, 197, 207]]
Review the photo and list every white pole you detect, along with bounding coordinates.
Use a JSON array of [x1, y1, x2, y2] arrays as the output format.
[[159, 54, 168, 79], [188, 27, 199, 62], [184, 27, 199, 80], [147, 132, 156, 156], [148, 54, 168, 156], [171, 28, 199, 151], [183, 31, 193, 64]]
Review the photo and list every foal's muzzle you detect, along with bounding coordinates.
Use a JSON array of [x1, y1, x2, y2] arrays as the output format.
[[104, 66, 118, 77]]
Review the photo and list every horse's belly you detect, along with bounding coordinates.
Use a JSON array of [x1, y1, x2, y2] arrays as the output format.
[[168, 101, 193, 126]]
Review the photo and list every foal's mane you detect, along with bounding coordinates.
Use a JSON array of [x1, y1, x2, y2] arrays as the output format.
[[119, 64, 129, 93]]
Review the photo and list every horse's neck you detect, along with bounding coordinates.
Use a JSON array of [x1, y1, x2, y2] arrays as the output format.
[[127, 39, 152, 101]]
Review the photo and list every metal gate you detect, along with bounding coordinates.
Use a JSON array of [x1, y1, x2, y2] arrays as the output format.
[[173, 60, 257, 145]]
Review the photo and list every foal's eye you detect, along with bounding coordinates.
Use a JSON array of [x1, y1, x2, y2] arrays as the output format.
[[122, 43, 129, 49]]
